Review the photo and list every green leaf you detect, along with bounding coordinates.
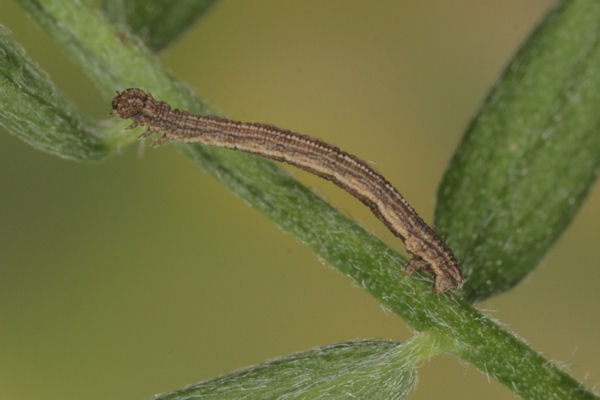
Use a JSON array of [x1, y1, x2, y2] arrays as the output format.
[[100, 0, 217, 52], [154, 340, 416, 400], [435, 0, 600, 303], [0, 25, 107, 160]]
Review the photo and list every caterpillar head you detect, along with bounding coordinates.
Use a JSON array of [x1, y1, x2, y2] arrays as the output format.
[[112, 88, 156, 120]]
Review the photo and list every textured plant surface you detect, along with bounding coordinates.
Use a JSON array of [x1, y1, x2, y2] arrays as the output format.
[[1, 0, 599, 399]]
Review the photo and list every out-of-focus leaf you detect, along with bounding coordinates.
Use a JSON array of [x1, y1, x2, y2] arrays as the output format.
[[153, 340, 416, 400], [0, 25, 107, 160], [435, 0, 600, 303], [101, 0, 217, 52]]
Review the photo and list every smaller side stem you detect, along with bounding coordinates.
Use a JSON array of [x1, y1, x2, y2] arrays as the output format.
[[394, 332, 446, 366]]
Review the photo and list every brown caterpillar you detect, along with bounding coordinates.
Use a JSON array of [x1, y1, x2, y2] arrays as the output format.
[[112, 88, 463, 293]]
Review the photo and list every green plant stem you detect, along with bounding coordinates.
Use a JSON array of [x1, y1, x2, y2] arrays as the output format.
[[13, 0, 598, 398], [395, 332, 444, 365]]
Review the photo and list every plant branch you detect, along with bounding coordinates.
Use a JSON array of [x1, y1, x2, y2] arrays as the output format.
[[9, 0, 599, 398]]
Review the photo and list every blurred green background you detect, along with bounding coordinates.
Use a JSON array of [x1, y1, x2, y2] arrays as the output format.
[[1, 1, 598, 399]]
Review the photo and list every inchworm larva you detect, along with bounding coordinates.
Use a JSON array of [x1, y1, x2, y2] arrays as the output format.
[[112, 88, 463, 294]]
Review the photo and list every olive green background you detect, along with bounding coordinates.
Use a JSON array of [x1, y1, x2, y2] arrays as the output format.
[[1, 1, 598, 399]]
